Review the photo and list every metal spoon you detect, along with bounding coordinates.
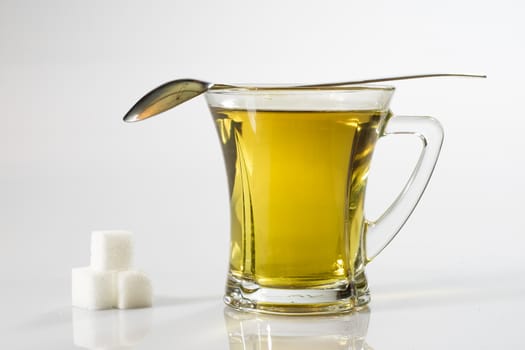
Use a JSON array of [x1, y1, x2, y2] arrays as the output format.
[[123, 73, 486, 122]]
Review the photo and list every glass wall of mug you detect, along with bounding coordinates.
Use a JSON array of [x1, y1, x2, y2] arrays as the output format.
[[206, 86, 394, 314]]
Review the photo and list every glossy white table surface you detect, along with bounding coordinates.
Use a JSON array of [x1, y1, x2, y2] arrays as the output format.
[[3, 265, 524, 349], [2, 1, 525, 349]]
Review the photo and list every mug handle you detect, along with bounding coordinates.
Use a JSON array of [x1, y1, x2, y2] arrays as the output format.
[[365, 114, 444, 262]]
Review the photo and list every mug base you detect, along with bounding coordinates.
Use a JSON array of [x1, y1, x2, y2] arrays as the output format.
[[224, 273, 370, 315]]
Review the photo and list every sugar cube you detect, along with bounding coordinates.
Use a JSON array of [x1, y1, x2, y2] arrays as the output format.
[[117, 271, 153, 309], [91, 230, 133, 271], [72, 267, 117, 310]]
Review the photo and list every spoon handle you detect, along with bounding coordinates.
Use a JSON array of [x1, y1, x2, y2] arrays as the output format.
[[297, 73, 487, 87]]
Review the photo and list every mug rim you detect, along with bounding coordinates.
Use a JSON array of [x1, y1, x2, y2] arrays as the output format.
[[206, 84, 395, 111]]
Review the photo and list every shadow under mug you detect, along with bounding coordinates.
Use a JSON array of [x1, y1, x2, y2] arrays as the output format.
[[206, 85, 443, 314]]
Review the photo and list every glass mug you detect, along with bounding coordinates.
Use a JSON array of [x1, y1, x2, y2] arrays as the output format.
[[206, 85, 443, 314]]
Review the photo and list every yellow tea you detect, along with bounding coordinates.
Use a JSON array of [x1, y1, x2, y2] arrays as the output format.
[[211, 108, 387, 288]]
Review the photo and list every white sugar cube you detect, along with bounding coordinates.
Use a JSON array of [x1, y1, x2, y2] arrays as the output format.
[[117, 271, 153, 309], [72, 267, 117, 310], [91, 230, 133, 271]]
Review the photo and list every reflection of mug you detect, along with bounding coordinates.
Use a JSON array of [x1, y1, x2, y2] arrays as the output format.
[[207, 86, 443, 314], [224, 307, 372, 350]]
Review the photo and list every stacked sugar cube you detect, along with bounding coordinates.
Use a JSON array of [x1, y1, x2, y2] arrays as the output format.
[[72, 230, 152, 310]]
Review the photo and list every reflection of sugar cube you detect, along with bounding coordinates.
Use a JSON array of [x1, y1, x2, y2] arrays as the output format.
[[119, 308, 153, 346], [72, 308, 119, 348], [72, 307, 152, 349], [117, 271, 153, 309], [90, 230, 133, 271], [72, 267, 117, 310]]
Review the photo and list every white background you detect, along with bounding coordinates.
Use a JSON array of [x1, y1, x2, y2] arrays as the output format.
[[1, 0, 524, 348]]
